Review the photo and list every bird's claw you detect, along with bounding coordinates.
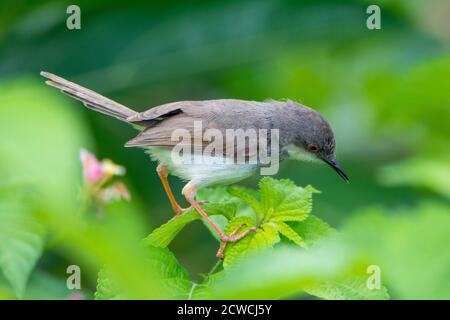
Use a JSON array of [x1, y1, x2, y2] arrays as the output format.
[[216, 224, 258, 259]]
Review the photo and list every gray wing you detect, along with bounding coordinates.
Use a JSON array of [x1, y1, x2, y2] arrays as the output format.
[[124, 99, 274, 158]]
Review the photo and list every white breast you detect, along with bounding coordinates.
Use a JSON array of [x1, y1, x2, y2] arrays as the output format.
[[146, 147, 258, 187]]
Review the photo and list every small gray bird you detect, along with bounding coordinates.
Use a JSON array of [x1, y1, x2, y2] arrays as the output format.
[[41, 71, 348, 258]]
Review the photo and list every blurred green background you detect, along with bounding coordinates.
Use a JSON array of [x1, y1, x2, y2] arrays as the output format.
[[0, 0, 449, 299]]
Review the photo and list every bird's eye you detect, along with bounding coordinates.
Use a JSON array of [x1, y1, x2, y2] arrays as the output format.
[[307, 144, 319, 153]]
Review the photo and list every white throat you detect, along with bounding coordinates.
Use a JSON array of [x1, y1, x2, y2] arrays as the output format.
[[285, 144, 320, 163]]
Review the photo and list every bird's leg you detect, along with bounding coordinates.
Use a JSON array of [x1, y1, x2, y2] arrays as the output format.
[[182, 181, 257, 259], [216, 223, 256, 259], [156, 164, 189, 216]]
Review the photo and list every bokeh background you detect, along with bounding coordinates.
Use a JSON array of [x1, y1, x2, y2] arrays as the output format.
[[0, 0, 449, 299]]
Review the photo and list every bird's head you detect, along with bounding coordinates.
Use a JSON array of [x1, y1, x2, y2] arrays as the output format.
[[286, 106, 349, 183]]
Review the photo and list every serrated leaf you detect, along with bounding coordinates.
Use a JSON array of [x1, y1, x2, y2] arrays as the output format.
[[305, 277, 390, 300], [290, 215, 336, 246], [197, 186, 238, 203], [223, 223, 280, 268], [144, 186, 243, 248], [0, 195, 46, 298], [221, 178, 320, 265], [227, 186, 263, 221], [201, 202, 237, 221], [143, 209, 199, 247], [224, 216, 256, 234], [274, 222, 305, 247], [204, 243, 355, 299], [259, 177, 315, 222], [145, 246, 192, 298], [271, 214, 309, 222], [198, 186, 240, 220], [95, 268, 124, 300]]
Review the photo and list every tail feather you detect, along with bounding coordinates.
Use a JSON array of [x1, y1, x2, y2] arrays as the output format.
[[41, 71, 137, 122]]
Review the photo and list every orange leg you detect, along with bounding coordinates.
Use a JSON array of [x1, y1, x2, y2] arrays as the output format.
[[156, 164, 188, 216], [182, 180, 257, 258]]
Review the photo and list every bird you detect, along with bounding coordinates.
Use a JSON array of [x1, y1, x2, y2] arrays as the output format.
[[40, 71, 349, 258]]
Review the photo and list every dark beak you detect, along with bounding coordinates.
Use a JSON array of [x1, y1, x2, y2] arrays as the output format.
[[323, 158, 350, 183]]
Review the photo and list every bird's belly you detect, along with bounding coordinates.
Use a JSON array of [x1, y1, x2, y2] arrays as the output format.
[[146, 147, 258, 187]]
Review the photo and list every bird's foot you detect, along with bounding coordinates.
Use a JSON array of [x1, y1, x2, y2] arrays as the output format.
[[173, 206, 190, 216], [172, 200, 207, 217], [216, 224, 258, 259]]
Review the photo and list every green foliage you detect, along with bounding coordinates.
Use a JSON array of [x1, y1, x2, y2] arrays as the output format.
[[132, 177, 389, 300], [145, 246, 192, 299], [24, 271, 79, 300], [0, 78, 91, 216], [95, 268, 124, 300], [0, 77, 91, 297], [143, 209, 199, 248], [199, 245, 389, 300], [146, 177, 320, 269], [0, 0, 449, 301], [0, 190, 45, 298], [342, 202, 450, 299], [290, 215, 336, 246], [223, 223, 280, 268], [305, 277, 390, 300], [223, 178, 319, 267], [378, 157, 450, 199], [96, 246, 191, 300]]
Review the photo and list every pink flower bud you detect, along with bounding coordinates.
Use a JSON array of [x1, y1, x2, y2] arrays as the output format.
[[80, 149, 104, 183], [99, 182, 131, 203], [66, 292, 85, 300]]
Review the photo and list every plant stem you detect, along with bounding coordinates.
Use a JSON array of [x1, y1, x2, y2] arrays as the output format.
[[207, 259, 223, 278], [188, 259, 222, 300]]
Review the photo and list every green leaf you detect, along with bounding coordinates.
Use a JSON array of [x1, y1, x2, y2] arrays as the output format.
[[343, 202, 450, 299], [144, 186, 244, 247], [24, 271, 81, 300], [224, 216, 256, 234], [198, 186, 240, 220], [0, 78, 92, 216], [220, 178, 320, 265], [259, 177, 316, 222], [95, 268, 125, 300], [378, 156, 450, 199], [305, 277, 390, 300], [205, 243, 356, 299], [144, 246, 192, 299], [143, 209, 199, 247], [290, 215, 336, 246], [0, 193, 46, 298], [227, 186, 263, 221], [190, 268, 226, 300], [224, 223, 280, 269], [197, 186, 238, 203], [96, 246, 192, 300], [201, 202, 237, 221], [274, 221, 305, 246]]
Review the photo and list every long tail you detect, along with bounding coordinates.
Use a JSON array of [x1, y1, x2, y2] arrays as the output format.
[[41, 71, 137, 122]]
